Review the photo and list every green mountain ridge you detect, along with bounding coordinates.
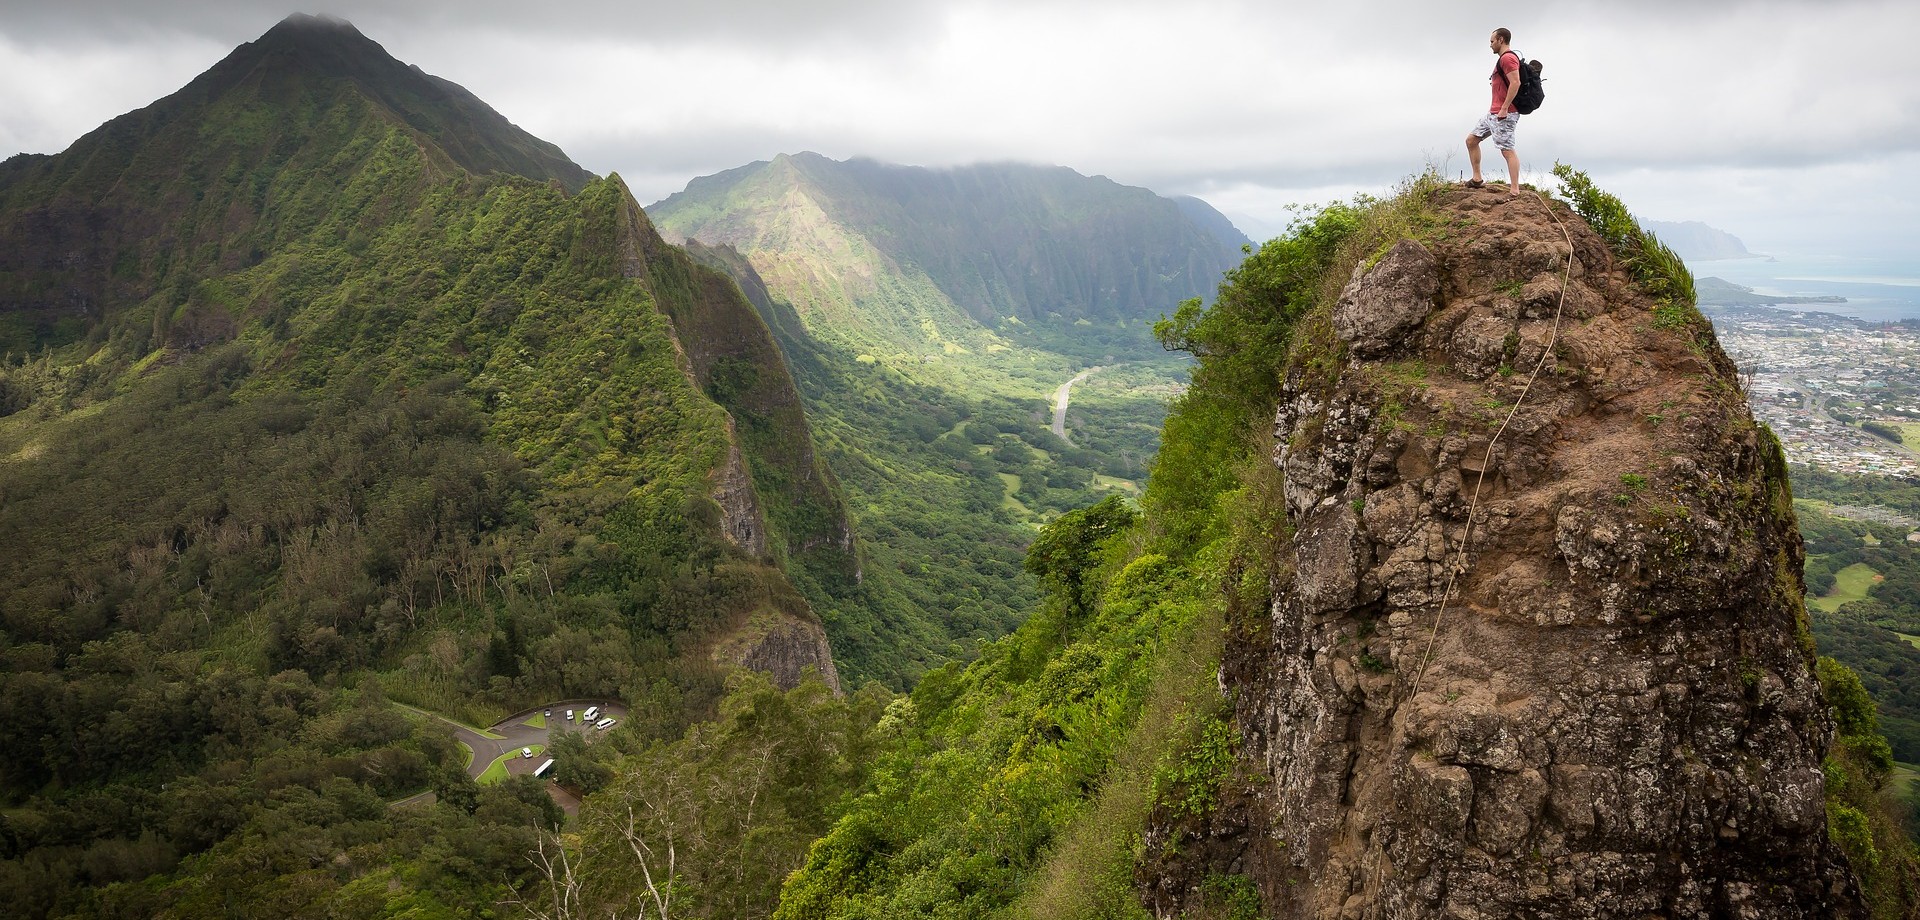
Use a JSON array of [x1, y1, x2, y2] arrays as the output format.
[[0, 13, 591, 356], [0, 16, 862, 916], [11, 14, 1904, 920], [649, 151, 1248, 359]]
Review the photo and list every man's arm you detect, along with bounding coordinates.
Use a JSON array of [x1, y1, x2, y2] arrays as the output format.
[[1498, 53, 1521, 115]]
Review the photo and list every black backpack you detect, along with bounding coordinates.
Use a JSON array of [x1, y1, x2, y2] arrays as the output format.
[[1498, 50, 1546, 114]]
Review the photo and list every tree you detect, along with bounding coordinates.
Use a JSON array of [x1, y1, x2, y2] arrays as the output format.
[[548, 729, 613, 795], [1023, 494, 1138, 623]]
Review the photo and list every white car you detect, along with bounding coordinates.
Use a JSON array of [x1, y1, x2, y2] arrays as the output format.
[[594, 717, 615, 730], [566, 709, 574, 721], [521, 747, 533, 759]]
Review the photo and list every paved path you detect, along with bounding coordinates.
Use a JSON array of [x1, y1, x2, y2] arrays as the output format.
[[1051, 366, 1102, 443], [390, 698, 628, 808]]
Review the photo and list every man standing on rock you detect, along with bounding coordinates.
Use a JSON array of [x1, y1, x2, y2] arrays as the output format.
[[1466, 27, 1523, 194]]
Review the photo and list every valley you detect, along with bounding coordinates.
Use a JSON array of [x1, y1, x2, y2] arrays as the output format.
[[1051, 365, 1103, 443], [0, 13, 1913, 920]]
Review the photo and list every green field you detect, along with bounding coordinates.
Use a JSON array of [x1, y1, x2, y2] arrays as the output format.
[[1812, 562, 1883, 613], [1893, 762, 1920, 808], [1894, 422, 1920, 453], [998, 472, 1030, 515], [522, 712, 547, 729], [477, 744, 545, 785]]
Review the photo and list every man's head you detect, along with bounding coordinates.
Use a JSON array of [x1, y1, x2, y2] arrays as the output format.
[[1490, 28, 1511, 53]]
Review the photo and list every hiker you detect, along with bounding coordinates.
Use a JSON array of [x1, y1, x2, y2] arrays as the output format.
[[1466, 27, 1523, 194]]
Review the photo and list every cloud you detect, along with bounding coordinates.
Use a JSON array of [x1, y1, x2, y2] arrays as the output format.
[[3, 0, 1916, 255], [0, 0, 951, 47]]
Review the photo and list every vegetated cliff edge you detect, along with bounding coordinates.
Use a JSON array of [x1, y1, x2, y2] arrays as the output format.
[[610, 185, 853, 689], [1145, 186, 1868, 916]]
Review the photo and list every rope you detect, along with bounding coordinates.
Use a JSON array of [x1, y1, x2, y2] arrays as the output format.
[[1407, 189, 1578, 698]]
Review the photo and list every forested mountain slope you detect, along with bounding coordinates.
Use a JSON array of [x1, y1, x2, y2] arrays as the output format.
[[0, 15, 852, 916], [0, 13, 590, 355], [652, 155, 1250, 686], [771, 173, 1918, 919], [650, 152, 1248, 357]]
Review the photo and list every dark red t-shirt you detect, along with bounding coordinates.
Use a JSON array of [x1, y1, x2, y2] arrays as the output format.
[[1490, 51, 1520, 114]]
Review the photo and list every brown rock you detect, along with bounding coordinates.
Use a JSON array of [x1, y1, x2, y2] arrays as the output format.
[[1162, 189, 1867, 918], [1333, 239, 1442, 358]]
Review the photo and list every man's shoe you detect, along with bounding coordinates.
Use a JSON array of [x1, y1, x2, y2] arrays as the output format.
[[1465, 179, 1485, 188]]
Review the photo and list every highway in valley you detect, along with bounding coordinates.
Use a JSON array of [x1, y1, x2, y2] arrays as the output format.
[[1051, 366, 1102, 443]]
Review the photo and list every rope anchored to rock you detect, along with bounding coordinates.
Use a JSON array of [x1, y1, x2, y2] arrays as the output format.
[[1408, 189, 1579, 699]]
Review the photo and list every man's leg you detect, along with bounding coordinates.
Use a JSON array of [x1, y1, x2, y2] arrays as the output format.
[[1466, 133, 1483, 182], [1502, 148, 1520, 194]]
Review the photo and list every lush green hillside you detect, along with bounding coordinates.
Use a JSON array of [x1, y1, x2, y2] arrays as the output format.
[[657, 155, 1241, 686], [0, 16, 853, 917], [1793, 468, 1920, 763], [649, 152, 1247, 359], [767, 174, 1920, 920], [684, 239, 1198, 687], [768, 190, 1354, 920], [0, 14, 590, 357]]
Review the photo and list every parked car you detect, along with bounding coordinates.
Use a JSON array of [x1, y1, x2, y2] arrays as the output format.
[[583, 706, 599, 721], [566, 709, 574, 721], [594, 717, 615, 730], [544, 709, 551, 718], [521, 747, 533, 759]]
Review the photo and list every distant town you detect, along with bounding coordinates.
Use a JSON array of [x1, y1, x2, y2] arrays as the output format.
[[1707, 304, 1920, 478]]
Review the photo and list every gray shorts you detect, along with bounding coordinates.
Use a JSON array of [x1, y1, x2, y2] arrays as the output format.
[[1471, 112, 1520, 150]]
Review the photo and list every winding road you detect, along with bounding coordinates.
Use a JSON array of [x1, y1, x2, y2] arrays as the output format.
[[390, 699, 627, 809], [1052, 366, 1102, 444]]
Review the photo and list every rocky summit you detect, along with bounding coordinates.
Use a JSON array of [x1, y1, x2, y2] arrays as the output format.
[[1155, 187, 1865, 917]]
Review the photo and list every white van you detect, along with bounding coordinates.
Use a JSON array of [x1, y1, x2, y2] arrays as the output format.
[[594, 717, 615, 730], [583, 706, 599, 721]]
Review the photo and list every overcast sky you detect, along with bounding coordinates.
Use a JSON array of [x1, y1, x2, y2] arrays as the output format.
[[2, 0, 1916, 257]]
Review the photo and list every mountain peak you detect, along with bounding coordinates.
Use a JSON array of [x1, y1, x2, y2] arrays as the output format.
[[214, 14, 402, 85], [264, 12, 364, 36], [238, 12, 391, 79], [168, 15, 592, 189]]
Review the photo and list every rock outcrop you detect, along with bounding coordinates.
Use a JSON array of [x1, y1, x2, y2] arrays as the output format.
[[1160, 187, 1865, 917], [709, 606, 843, 693]]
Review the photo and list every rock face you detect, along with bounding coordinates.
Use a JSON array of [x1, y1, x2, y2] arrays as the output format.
[[1331, 239, 1443, 358], [710, 431, 770, 559], [1185, 189, 1865, 917], [710, 607, 844, 693]]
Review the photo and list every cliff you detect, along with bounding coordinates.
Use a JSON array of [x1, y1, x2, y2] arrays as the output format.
[[611, 182, 853, 689], [1146, 185, 1866, 916]]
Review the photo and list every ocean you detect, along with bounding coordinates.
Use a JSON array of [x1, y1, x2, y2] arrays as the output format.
[[1690, 254, 1920, 322]]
